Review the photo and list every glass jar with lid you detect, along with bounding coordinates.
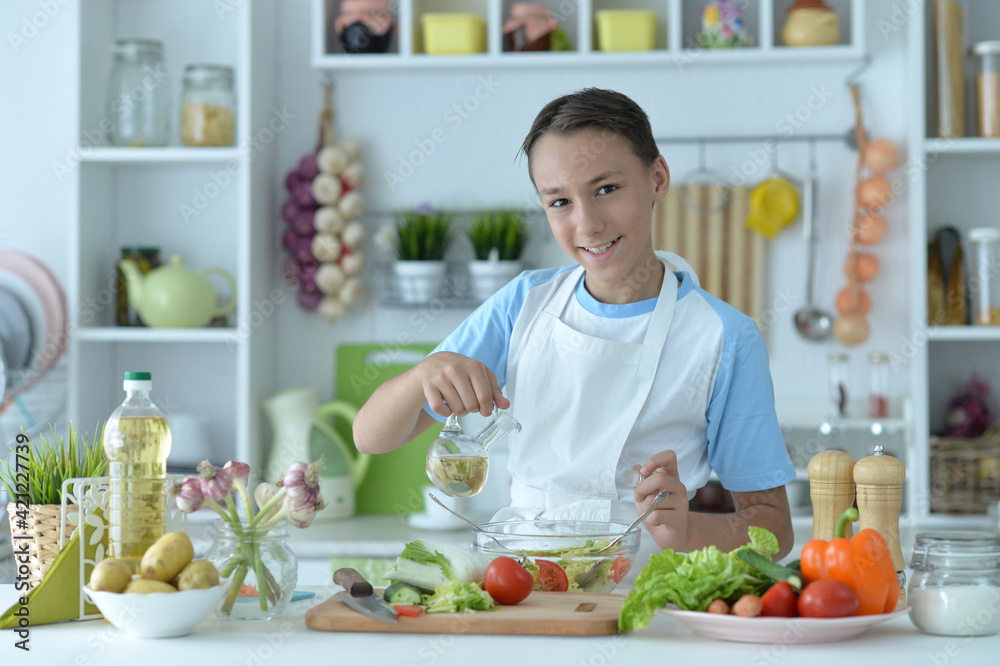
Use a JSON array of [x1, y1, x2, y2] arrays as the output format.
[[828, 352, 849, 418], [973, 41, 1000, 138], [106, 39, 171, 147], [908, 531, 1000, 636], [967, 227, 1000, 326], [181, 65, 236, 147]]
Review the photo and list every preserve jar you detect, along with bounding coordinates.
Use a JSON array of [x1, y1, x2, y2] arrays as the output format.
[[967, 227, 1000, 325], [908, 532, 1000, 636], [181, 65, 236, 147], [973, 41, 1000, 138], [106, 39, 171, 146]]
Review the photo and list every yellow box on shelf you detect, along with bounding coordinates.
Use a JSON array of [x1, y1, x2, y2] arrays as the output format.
[[421, 13, 487, 55], [595, 10, 658, 52]]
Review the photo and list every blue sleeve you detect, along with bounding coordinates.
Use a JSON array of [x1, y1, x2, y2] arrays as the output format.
[[705, 323, 796, 492], [421, 268, 565, 422]]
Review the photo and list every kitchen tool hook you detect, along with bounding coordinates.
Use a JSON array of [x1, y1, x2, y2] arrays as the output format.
[[679, 140, 730, 214]]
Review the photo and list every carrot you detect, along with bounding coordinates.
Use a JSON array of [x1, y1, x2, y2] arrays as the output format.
[[731, 594, 763, 617], [707, 599, 730, 614]]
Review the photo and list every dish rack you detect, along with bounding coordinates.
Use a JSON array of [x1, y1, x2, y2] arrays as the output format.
[[0, 362, 67, 445], [57, 476, 188, 621]]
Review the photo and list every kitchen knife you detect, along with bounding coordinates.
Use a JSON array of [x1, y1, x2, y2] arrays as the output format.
[[333, 568, 398, 624]]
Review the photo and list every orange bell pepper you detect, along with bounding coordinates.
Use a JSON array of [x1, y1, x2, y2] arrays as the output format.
[[800, 508, 897, 615]]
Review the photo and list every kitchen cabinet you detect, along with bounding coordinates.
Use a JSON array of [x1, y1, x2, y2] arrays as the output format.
[[312, 0, 866, 69], [907, 1, 1000, 528], [68, 0, 279, 475]]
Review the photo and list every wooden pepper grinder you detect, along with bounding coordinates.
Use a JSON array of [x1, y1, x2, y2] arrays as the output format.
[[853, 445, 906, 601], [807, 450, 856, 540]]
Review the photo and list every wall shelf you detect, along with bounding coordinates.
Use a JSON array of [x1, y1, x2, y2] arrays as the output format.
[[312, 0, 865, 70], [927, 326, 1000, 341], [924, 138, 1000, 155], [80, 147, 244, 164], [75, 327, 239, 344]]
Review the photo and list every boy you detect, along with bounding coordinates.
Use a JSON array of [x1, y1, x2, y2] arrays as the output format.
[[355, 88, 795, 559]]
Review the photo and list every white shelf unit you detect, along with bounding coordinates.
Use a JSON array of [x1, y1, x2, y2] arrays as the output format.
[[908, 1, 1000, 527], [69, 0, 278, 475], [311, 0, 865, 69]]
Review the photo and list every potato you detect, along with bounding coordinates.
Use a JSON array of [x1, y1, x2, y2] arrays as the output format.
[[173, 559, 220, 591], [124, 578, 177, 594], [88, 558, 132, 593], [140, 531, 194, 582]]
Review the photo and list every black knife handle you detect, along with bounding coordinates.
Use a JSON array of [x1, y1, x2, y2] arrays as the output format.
[[334, 568, 373, 598]]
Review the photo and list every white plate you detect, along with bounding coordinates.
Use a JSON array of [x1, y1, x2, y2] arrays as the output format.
[[0, 269, 47, 375], [658, 605, 910, 644], [0, 251, 67, 373]]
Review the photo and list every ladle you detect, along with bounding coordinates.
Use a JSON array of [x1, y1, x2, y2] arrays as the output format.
[[793, 141, 834, 342]]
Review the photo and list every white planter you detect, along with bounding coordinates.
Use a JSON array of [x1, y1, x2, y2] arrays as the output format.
[[392, 260, 447, 303], [468, 259, 522, 301]]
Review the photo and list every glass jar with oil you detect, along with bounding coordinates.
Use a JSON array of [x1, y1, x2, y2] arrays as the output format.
[[102, 371, 172, 572], [425, 410, 521, 498]]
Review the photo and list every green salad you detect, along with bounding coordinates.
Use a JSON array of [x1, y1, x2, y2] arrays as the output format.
[[516, 539, 625, 592]]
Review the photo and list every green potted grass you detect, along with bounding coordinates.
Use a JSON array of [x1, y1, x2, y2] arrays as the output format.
[[1, 424, 107, 589], [392, 207, 452, 303], [467, 208, 529, 301]]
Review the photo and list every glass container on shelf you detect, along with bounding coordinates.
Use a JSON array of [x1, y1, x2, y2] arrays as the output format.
[[106, 39, 171, 147], [868, 352, 890, 418], [967, 227, 1000, 325], [828, 352, 849, 418], [973, 41, 1000, 138], [116, 247, 161, 326], [181, 65, 236, 147], [932, 1, 966, 138]]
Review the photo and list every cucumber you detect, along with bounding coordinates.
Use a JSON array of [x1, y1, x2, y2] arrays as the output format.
[[383, 582, 423, 605], [734, 547, 803, 592]]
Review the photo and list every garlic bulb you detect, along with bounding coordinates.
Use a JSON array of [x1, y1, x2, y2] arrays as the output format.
[[337, 190, 364, 219], [317, 145, 350, 175], [341, 220, 365, 248], [340, 250, 365, 275], [315, 262, 347, 294], [339, 277, 364, 305], [311, 173, 343, 205], [338, 138, 362, 162], [314, 206, 345, 234], [312, 233, 343, 263], [342, 161, 365, 188], [319, 295, 348, 321]]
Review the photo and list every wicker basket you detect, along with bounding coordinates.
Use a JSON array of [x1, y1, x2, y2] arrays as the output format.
[[929, 425, 1000, 514], [6, 502, 78, 589]]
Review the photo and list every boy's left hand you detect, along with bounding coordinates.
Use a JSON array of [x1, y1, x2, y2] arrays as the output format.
[[633, 450, 689, 551]]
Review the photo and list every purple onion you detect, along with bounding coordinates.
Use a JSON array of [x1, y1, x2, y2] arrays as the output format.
[[293, 180, 316, 208], [282, 228, 300, 252], [282, 258, 301, 282], [298, 264, 318, 290], [285, 170, 306, 193], [293, 208, 316, 235], [298, 290, 322, 310], [298, 153, 320, 179], [282, 199, 301, 223]]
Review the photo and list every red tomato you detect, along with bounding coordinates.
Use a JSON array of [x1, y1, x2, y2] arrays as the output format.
[[797, 580, 859, 618], [536, 559, 569, 592], [760, 581, 798, 617], [393, 604, 424, 617], [484, 556, 534, 605], [610, 556, 632, 584]]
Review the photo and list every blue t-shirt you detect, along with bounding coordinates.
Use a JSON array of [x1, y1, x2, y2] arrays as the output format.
[[427, 265, 795, 496]]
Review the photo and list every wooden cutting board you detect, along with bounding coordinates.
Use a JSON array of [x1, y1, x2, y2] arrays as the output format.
[[305, 590, 625, 636]]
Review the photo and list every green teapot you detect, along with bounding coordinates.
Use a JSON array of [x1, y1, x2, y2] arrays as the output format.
[[119, 254, 237, 328]]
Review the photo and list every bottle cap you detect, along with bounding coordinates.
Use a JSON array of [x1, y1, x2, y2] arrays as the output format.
[[123, 371, 152, 391], [124, 372, 151, 380]]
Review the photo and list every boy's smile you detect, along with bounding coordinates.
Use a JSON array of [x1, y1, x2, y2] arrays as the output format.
[[530, 129, 670, 304]]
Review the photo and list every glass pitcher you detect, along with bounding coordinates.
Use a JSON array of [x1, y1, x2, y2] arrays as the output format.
[[425, 410, 521, 497]]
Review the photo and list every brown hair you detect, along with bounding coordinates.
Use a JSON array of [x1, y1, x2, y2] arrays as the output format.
[[520, 88, 660, 172]]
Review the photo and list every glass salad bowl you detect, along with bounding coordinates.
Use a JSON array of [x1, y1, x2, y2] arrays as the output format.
[[472, 520, 640, 594]]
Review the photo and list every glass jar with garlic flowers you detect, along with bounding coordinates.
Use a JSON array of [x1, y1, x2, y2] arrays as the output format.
[[170, 460, 327, 620]]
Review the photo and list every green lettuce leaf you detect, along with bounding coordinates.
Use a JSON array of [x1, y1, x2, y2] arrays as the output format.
[[618, 528, 779, 633], [422, 581, 496, 614], [400, 541, 453, 580]]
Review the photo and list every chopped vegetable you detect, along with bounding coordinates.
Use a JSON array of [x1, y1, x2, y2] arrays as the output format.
[[393, 604, 425, 617], [800, 508, 897, 615], [618, 527, 779, 633], [384, 582, 423, 606], [422, 581, 497, 614], [384, 540, 492, 591], [731, 594, 763, 617]]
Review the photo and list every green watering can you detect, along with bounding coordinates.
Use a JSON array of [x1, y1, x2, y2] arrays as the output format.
[[262, 387, 369, 520]]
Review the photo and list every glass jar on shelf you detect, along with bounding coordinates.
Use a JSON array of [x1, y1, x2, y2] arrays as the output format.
[[116, 247, 161, 326], [967, 227, 1000, 325], [868, 352, 890, 418], [181, 65, 236, 147], [828, 352, 849, 419], [973, 41, 1000, 138], [106, 39, 171, 147]]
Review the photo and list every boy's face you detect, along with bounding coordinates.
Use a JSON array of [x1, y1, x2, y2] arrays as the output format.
[[531, 128, 670, 304]]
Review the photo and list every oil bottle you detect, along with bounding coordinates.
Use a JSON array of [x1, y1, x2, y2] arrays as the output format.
[[103, 371, 172, 571]]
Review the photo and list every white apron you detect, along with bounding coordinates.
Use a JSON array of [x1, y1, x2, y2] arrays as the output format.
[[493, 252, 693, 525]]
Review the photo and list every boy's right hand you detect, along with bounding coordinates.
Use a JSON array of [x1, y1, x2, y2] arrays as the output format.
[[418, 352, 509, 418]]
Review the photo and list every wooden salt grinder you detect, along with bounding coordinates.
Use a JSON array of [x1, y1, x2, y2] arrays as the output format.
[[853, 445, 907, 599], [807, 450, 856, 541]]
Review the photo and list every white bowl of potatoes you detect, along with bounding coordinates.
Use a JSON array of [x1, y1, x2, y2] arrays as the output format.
[[83, 531, 228, 638]]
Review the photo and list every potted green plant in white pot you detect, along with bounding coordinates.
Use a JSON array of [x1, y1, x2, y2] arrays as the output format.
[[467, 208, 529, 301], [392, 207, 452, 303]]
